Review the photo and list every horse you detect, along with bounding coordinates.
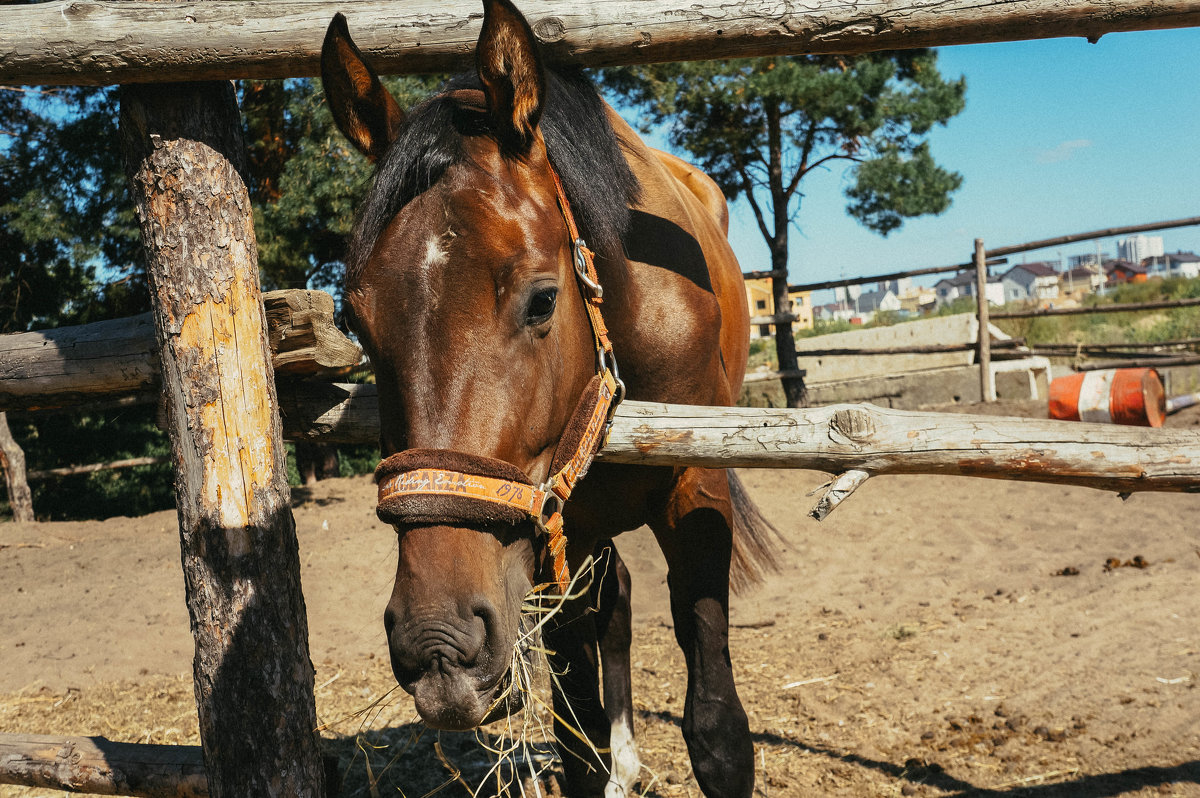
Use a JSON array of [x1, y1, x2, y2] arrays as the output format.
[[320, 1, 778, 794]]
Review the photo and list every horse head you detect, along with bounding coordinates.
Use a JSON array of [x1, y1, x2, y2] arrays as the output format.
[[321, 0, 636, 730]]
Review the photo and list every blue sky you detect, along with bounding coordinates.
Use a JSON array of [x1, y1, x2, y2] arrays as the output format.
[[622, 27, 1200, 301]]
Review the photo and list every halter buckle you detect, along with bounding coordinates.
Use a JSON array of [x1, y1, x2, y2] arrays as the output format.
[[573, 238, 603, 299]]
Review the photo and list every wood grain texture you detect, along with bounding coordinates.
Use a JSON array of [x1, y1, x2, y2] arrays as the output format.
[[4, 0, 1200, 85], [0, 290, 359, 412], [0, 733, 206, 797], [275, 384, 1200, 494], [120, 80, 325, 798]]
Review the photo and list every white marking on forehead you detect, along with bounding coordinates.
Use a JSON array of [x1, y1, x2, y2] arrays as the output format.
[[422, 234, 448, 272]]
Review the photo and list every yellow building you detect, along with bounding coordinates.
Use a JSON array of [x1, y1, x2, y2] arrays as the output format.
[[744, 278, 813, 339]]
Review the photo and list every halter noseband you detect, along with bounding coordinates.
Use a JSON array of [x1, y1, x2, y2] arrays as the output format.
[[375, 164, 625, 591]]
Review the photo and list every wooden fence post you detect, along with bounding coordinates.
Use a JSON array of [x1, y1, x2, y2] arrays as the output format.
[[0, 411, 35, 522], [119, 81, 326, 797], [974, 238, 995, 402]]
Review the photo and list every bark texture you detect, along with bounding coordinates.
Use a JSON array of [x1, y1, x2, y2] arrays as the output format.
[[5, 0, 1200, 85], [119, 80, 326, 798]]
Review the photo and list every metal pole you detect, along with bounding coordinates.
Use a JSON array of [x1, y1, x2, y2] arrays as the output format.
[[975, 238, 995, 402]]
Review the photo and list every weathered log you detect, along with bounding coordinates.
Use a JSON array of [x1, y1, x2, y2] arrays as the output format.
[[6, 0, 1200, 86], [26, 455, 169, 481], [263, 290, 361, 376], [0, 290, 360, 412], [273, 383, 1200, 497], [786, 257, 1008, 294], [0, 314, 159, 413], [0, 733, 206, 797], [278, 379, 380, 444], [0, 411, 34, 522], [601, 401, 1200, 495], [983, 215, 1200, 259], [120, 80, 325, 797]]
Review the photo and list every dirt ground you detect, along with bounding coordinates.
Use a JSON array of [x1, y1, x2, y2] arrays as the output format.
[[2, 401, 1198, 797]]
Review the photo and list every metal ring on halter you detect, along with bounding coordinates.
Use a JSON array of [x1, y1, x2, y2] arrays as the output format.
[[536, 489, 563, 532], [573, 238, 603, 298]]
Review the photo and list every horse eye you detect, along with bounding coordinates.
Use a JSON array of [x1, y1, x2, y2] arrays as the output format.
[[525, 286, 558, 325]]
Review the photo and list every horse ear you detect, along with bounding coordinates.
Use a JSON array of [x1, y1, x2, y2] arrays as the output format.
[[476, 0, 546, 153], [320, 13, 405, 162]]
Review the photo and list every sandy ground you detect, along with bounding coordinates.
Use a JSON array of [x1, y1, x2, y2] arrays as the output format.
[[2, 401, 1198, 797]]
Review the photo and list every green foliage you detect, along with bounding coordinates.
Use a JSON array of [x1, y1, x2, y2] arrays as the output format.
[[10, 405, 175, 521], [243, 76, 444, 292], [1, 86, 145, 332], [601, 52, 965, 247], [934, 296, 978, 317], [991, 276, 1200, 348], [798, 318, 854, 338]]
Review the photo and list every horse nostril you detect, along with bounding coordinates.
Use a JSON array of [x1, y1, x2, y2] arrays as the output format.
[[461, 597, 498, 665]]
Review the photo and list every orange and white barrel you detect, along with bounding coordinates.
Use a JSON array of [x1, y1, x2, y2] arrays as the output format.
[[1048, 367, 1165, 427]]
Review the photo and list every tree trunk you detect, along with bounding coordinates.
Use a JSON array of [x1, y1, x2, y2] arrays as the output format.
[[120, 80, 326, 798], [0, 411, 34, 522], [765, 100, 805, 407]]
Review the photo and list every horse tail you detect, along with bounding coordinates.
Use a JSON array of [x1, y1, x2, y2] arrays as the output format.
[[727, 470, 782, 595]]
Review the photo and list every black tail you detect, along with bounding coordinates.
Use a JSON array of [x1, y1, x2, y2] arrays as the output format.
[[727, 471, 783, 595]]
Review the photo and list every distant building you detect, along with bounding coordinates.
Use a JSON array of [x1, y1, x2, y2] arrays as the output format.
[[1105, 259, 1148, 285], [1165, 251, 1200, 279], [855, 289, 902, 319], [1117, 234, 1164, 264], [1068, 252, 1110, 270], [877, 277, 913, 296], [1058, 265, 1106, 300], [744, 278, 814, 339], [898, 287, 938, 315], [1002, 262, 1060, 303], [934, 271, 1003, 307]]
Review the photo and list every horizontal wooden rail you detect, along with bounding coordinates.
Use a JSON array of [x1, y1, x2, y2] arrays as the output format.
[[983, 216, 1200, 260], [5, 0, 1200, 85], [742, 368, 807, 385], [0, 733, 207, 797], [1026, 337, 1200, 352], [26, 455, 169, 480], [1079, 355, 1200, 371], [990, 296, 1200, 320], [794, 339, 1023, 357], [748, 312, 801, 326], [0, 289, 359, 412], [786, 258, 1008, 294], [278, 384, 1200, 516], [785, 215, 1200, 296]]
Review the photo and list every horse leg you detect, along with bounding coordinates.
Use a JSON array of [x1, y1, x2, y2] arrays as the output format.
[[543, 539, 639, 797], [592, 541, 641, 798], [543, 563, 609, 795], [649, 466, 754, 798]]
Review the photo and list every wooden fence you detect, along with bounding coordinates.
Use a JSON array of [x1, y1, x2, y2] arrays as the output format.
[[745, 215, 1200, 401], [3, 1, 1200, 795]]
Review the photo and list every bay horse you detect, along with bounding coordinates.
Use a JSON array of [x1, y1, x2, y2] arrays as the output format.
[[321, 1, 777, 794]]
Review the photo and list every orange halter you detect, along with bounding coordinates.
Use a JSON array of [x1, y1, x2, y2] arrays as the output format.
[[376, 164, 624, 591]]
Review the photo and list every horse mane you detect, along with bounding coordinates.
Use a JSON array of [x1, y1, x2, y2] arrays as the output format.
[[346, 68, 641, 279]]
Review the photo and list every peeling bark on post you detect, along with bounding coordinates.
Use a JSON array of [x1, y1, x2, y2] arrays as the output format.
[[119, 81, 326, 798]]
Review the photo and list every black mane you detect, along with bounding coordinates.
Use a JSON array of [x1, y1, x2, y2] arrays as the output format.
[[345, 68, 641, 278]]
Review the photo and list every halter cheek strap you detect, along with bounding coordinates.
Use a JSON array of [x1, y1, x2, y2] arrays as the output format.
[[375, 164, 623, 591]]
